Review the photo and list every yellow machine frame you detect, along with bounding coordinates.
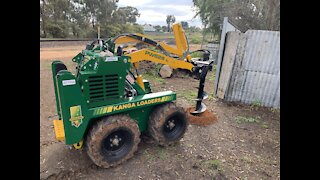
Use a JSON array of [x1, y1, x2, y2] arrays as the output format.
[[111, 22, 199, 90], [113, 22, 193, 65]]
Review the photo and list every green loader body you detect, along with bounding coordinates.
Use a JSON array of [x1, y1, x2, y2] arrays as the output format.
[[52, 50, 176, 146], [51, 38, 190, 168]]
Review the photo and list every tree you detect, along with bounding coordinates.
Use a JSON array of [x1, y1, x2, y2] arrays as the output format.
[[181, 21, 189, 29], [193, 0, 280, 37], [40, 0, 142, 38], [166, 15, 176, 32], [40, 0, 47, 37], [161, 26, 167, 32], [154, 25, 162, 32], [117, 6, 140, 23], [189, 26, 200, 32]]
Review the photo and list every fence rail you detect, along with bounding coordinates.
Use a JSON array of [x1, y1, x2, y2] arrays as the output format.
[[40, 38, 93, 42]]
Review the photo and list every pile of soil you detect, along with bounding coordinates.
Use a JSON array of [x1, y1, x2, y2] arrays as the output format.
[[185, 107, 218, 126]]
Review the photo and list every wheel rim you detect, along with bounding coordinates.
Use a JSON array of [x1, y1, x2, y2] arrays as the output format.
[[101, 128, 134, 163], [162, 112, 186, 140]]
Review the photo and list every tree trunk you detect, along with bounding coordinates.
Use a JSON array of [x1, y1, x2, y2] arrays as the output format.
[[41, 0, 47, 37], [266, 0, 278, 30]]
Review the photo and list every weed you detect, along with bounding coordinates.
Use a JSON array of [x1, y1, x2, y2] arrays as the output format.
[[208, 94, 216, 101], [143, 72, 165, 84], [250, 100, 262, 110], [235, 116, 261, 124], [190, 51, 203, 58], [207, 74, 216, 82], [205, 159, 220, 170], [156, 146, 168, 160], [261, 122, 269, 129], [144, 150, 155, 162], [270, 107, 280, 113], [241, 156, 252, 163], [177, 90, 197, 103], [155, 63, 163, 73]]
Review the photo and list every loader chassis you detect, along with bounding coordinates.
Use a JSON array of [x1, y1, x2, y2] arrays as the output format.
[[52, 56, 176, 146], [51, 22, 212, 168]]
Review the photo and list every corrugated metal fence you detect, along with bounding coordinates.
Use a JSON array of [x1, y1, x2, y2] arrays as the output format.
[[215, 30, 280, 108]]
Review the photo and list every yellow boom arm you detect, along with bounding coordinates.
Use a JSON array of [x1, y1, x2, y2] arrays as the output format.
[[127, 49, 194, 71], [113, 23, 190, 59], [110, 23, 197, 91]]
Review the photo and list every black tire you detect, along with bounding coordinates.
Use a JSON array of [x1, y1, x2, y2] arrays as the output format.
[[85, 114, 140, 168], [148, 102, 188, 146]]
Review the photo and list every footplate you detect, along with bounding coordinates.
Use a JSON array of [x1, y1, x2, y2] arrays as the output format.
[[53, 120, 65, 141]]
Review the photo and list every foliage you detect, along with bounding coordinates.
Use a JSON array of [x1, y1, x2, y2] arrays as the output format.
[[193, 0, 280, 38], [166, 15, 176, 32], [235, 116, 261, 123], [40, 0, 142, 38], [189, 35, 203, 44], [154, 25, 162, 32], [181, 21, 189, 29], [46, 22, 69, 38]]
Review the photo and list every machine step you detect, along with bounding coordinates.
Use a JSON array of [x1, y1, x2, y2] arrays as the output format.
[[53, 120, 65, 141]]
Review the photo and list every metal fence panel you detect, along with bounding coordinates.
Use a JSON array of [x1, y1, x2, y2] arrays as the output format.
[[221, 30, 280, 108], [214, 17, 241, 96]]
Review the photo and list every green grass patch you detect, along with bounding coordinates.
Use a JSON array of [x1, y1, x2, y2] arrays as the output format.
[[205, 159, 221, 170], [144, 149, 156, 162], [235, 116, 261, 124], [143, 72, 165, 84], [190, 51, 203, 58], [261, 122, 269, 129], [235, 116, 270, 129], [250, 100, 262, 110], [142, 65, 165, 84], [177, 90, 197, 103], [156, 146, 168, 160], [270, 107, 280, 113]]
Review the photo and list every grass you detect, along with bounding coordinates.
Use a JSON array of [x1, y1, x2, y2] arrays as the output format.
[[241, 156, 252, 164], [261, 122, 269, 129], [144, 150, 156, 162], [235, 116, 270, 129], [143, 73, 165, 84], [156, 146, 168, 160], [144, 147, 168, 161], [142, 65, 165, 84], [250, 100, 262, 110], [270, 107, 280, 113], [177, 90, 197, 103], [206, 66, 217, 82], [207, 94, 216, 101], [145, 32, 206, 45], [235, 116, 261, 124], [190, 51, 203, 58], [205, 159, 221, 170]]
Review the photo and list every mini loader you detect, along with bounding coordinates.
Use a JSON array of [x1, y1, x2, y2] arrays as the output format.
[[51, 22, 215, 168]]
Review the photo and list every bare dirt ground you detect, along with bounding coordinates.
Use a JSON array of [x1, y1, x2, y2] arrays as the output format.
[[40, 41, 280, 180]]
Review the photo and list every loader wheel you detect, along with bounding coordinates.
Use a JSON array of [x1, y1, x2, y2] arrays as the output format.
[[85, 114, 140, 168], [148, 102, 188, 146]]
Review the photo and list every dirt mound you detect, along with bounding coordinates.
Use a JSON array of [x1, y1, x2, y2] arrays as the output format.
[[186, 107, 218, 126]]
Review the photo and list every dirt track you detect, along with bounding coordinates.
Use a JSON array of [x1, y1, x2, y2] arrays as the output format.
[[40, 42, 280, 179]]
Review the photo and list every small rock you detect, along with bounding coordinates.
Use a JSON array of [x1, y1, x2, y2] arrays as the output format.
[[159, 65, 173, 78]]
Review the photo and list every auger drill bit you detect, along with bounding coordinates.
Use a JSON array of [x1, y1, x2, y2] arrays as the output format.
[[191, 64, 211, 115]]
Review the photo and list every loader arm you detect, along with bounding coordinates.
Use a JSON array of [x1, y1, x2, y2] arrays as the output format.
[[111, 23, 190, 59], [127, 49, 194, 71]]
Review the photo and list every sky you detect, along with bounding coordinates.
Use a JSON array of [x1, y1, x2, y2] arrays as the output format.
[[118, 0, 203, 27]]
